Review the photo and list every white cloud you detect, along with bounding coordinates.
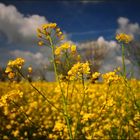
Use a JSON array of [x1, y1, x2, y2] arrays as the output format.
[[116, 17, 140, 38], [0, 3, 48, 44], [97, 36, 117, 48], [10, 50, 49, 66], [78, 36, 136, 75], [78, 36, 117, 50]]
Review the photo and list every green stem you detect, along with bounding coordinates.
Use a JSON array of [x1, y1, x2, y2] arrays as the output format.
[[74, 74, 86, 139], [50, 39, 73, 140], [17, 69, 63, 114], [122, 43, 126, 77], [11, 100, 35, 126]]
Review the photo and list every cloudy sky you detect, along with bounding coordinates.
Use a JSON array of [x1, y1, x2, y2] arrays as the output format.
[[0, 0, 140, 72]]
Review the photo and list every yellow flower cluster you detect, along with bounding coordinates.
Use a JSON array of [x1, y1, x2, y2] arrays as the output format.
[[0, 89, 23, 107], [102, 71, 122, 84], [68, 62, 90, 80], [5, 58, 25, 79], [55, 42, 77, 56], [116, 33, 133, 44], [37, 23, 64, 47], [7, 58, 25, 69], [91, 72, 101, 82]]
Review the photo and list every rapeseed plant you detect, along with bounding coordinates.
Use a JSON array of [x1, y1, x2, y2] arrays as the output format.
[[1, 23, 140, 140], [116, 33, 133, 77]]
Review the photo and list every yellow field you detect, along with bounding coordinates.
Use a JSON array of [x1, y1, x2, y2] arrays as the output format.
[[0, 79, 140, 139], [1, 23, 140, 139]]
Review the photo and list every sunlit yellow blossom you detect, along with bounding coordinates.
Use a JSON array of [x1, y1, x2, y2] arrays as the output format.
[[37, 23, 64, 47], [37, 33, 42, 38], [92, 72, 101, 79], [12, 130, 19, 137], [77, 55, 81, 61], [5, 66, 12, 73], [81, 113, 93, 123], [54, 42, 74, 56], [8, 72, 15, 79], [6, 124, 12, 129], [116, 33, 132, 44], [70, 44, 76, 53], [60, 42, 70, 50], [42, 23, 57, 30], [68, 61, 90, 80], [102, 71, 121, 83], [28, 67, 32, 73], [56, 28, 60, 32], [7, 58, 25, 69], [60, 35, 65, 40], [37, 28, 41, 33], [38, 41, 44, 46], [57, 31, 63, 36], [53, 122, 65, 132], [8, 90, 23, 99], [55, 47, 62, 55]]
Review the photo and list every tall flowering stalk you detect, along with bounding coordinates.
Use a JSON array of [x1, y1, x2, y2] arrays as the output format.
[[37, 23, 73, 139], [116, 33, 132, 77]]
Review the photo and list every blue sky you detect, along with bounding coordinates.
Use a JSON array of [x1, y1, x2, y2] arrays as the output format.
[[1, 0, 140, 42], [0, 0, 140, 69]]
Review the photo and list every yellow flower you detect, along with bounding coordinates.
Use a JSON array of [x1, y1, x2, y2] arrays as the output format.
[[5, 66, 12, 73], [57, 31, 63, 37], [116, 33, 132, 44], [37, 23, 64, 47], [55, 47, 61, 55], [60, 35, 65, 40], [38, 41, 44, 46], [70, 44, 77, 53], [28, 67, 32, 73], [37, 33, 42, 38], [56, 28, 60, 32], [53, 121, 65, 132], [92, 72, 100, 79], [77, 55, 81, 61], [7, 58, 25, 69], [12, 130, 19, 137], [68, 61, 90, 80], [81, 113, 93, 123], [102, 71, 121, 84], [37, 28, 41, 33], [8, 72, 15, 79], [6, 124, 12, 129], [61, 42, 70, 50], [42, 23, 57, 30]]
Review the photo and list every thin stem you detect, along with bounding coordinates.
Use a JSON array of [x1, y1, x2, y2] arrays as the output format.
[[74, 74, 86, 139], [50, 39, 73, 139], [11, 100, 35, 126], [17, 69, 64, 115], [122, 43, 126, 77]]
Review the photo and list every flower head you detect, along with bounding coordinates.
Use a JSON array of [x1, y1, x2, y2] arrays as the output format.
[[68, 61, 90, 80], [116, 33, 132, 44], [28, 67, 32, 73], [37, 23, 64, 47], [102, 71, 121, 84], [7, 58, 25, 69], [5, 58, 25, 79], [54, 42, 77, 56]]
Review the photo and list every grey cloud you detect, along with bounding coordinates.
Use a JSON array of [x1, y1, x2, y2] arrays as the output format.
[[0, 3, 48, 44], [10, 50, 49, 67], [116, 17, 140, 38]]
